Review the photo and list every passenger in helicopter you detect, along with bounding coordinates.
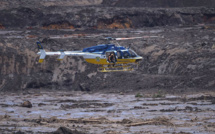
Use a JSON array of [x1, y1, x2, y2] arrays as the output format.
[[108, 53, 116, 66]]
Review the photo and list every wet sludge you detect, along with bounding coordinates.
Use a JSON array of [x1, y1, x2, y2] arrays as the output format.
[[0, 91, 215, 134]]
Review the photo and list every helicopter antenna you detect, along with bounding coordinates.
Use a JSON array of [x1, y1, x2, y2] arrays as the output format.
[[128, 43, 131, 49], [116, 42, 120, 47]]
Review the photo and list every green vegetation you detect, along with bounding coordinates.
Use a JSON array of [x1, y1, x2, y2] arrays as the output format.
[[135, 93, 143, 98], [153, 90, 165, 98]]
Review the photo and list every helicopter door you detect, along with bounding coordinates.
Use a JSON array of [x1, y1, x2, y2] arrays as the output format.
[[106, 52, 117, 63], [117, 51, 122, 59]]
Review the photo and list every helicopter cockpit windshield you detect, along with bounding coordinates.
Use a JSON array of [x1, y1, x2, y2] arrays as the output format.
[[129, 49, 138, 57], [118, 49, 138, 59]]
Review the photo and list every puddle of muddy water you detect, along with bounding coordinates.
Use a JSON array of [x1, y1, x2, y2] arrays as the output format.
[[0, 91, 215, 134]]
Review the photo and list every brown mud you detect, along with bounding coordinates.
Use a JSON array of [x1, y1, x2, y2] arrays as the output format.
[[0, 1, 215, 133], [0, 91, 215, 134]]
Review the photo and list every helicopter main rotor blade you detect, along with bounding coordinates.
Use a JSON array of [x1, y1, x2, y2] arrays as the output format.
[[115, 36, 159, 40]]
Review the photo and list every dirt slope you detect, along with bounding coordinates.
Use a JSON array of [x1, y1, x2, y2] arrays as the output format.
[[102, 0, 215, 8], [0, 2, 215, 92]]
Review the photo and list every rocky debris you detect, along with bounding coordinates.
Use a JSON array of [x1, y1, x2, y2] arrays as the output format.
[[38, 103, 46, 107], [24, 116, 58, 124], [52, 127, 86, 134], [1, 0, 215, 9], [1, 25, 215, 92], [67, 117, 110, 124], [172, 132, 192, 134], [21, 101, 32, 108], [0, 92, 215, 133], [60, 102, 114, 109], [1, 6, 215, 29], [0, 1, 215, 93], [0, 114, 10, 120], [103, 130, 119, 134], [126, 116, 174, 127], [0, 24, 5, 29], [120, 119, 132, 124], [79, 83, 90, 92], [14, 131, 25, 134], [212, 99, 215, 104], [42, 22, 75, 30], [159, 106, 204, 112], [102, 0, 215, 8], [0, 0, 102, 9], [24, 116, 110, 125], [188, 95, 215, 101]]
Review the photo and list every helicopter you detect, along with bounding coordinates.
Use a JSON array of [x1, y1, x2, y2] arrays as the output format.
[[37, 36, 155, 72]]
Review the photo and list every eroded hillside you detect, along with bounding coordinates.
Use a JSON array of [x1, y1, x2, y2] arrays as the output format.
[[0, 1, 215, 92]]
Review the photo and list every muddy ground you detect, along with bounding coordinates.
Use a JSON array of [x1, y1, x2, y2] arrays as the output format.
[[0, 1, 215, 133], [0, 90, 215, 134], [1, 25, 215, 133]]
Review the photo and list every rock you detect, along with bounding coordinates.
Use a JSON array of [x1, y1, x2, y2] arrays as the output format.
[[47, 116, 57, 123], [38, 103, 46, 107], [14, 130, 25, 134], [79, 83, 90, 92], [4, 114, 10, 119], [52, 127, 86, 134], [0, 114, 10, 120], [211, 99, 215, 104], [21, 101, 32, 108], [121, 119, 132, 124]]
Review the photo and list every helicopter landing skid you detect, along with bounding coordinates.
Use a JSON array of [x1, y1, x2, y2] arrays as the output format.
[[98, 64, 134, 72]]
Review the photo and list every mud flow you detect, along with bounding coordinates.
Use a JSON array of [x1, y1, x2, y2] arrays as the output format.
[[0, 91, 215, 134]]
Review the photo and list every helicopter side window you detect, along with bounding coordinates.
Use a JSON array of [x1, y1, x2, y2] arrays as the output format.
[[123, 51, 130, 58], [117, 51, 122, 59]]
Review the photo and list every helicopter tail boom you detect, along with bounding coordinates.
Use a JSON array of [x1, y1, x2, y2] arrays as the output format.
[[36, 42, 102, 63], [36, 41, 66, 63]]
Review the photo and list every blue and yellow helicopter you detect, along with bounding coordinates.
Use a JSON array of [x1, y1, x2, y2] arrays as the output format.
[[37, 37, 154, 72]]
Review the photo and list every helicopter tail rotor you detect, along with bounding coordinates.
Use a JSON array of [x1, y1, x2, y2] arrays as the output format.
[[37, 41, 43, 50]]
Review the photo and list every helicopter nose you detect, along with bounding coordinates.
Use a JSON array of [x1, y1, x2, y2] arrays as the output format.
[[135, 56, 143, 62]]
